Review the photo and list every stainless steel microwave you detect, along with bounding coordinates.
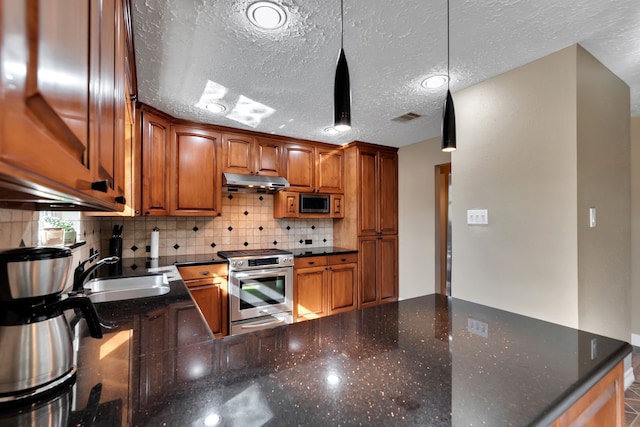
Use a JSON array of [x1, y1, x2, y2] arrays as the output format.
[[299, 193, 330, 213]]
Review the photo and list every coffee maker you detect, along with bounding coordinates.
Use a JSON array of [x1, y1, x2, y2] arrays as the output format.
[[0, 247, 104, 403]]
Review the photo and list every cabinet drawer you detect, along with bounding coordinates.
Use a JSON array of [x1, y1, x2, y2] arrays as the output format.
[[183, 277, 226, 289], [327, 253, 357, 265], [178, 264, 227, 281], [294, 256, 327, 269]]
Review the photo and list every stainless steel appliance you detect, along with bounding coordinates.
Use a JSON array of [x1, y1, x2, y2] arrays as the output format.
[[222, 172, 290, 193], [218, 249, 294, 335], [299, 193, 330, 213], [0, 247, 105, 403]]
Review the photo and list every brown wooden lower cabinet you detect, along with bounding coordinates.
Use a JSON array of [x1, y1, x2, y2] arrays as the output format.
[[293, 253, 357, 322], [178, 264, 228, 338], [551, 360, 625, 426], [359, 235, 398, 309]]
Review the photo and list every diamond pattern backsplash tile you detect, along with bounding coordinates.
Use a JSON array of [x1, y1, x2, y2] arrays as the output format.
[[93, 193, 334, 258]]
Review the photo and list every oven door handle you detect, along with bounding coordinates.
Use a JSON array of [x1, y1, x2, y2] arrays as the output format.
[[240, 318, 285, 329], [233, 270, 288, 279]]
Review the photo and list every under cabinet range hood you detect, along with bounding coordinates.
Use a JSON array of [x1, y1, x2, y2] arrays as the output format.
[[222, 173, 290, 193]]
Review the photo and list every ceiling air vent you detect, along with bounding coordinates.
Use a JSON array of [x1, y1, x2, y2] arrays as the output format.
[[391, 112, 421, 123]]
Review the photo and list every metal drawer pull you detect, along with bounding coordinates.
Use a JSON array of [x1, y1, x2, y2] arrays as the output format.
[[199, 271, 210, 275], [341, 258, 346, 262], [308, 261, 315, 265], [241, 319, 284, 329]]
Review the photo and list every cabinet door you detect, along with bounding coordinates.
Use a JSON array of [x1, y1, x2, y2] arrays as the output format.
[[316, 148, 343, 193], [379, 235, 398, 303], [283, 143, 315, 192], [91, 0, 117, 198], [0, 0, 93, 192], [273, 191, 299, 218], [330, 194, 344, 218], [141, 111, 170, 215], [379, 151, 398, 234], [188, 279, 228, 338], [328, 262, 357, 314], [170, 125, 221, 216], [358, 148, 379, 235], [294, 266, 328, 321], [221, 133, 253, 175], [254, 138, 282, 176], [358, 237, 379, 308]]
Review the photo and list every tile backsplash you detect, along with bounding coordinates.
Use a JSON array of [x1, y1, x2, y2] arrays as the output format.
[[0, 192, 334, 260]]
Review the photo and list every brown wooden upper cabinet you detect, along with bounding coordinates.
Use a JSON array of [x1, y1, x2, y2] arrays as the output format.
[[140, 108, 171, 216], [357, 146, 398, 236], [221, 133, 282, 176], [0, 0, 131, 210], [170, 125, 222, 216], [282, 142, 343, 193]]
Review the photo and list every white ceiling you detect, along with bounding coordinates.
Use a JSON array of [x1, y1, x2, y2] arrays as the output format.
[[132, 0, 640, 148]]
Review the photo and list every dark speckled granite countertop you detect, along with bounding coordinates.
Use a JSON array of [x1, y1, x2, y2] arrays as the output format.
[[108, 247, 358, 272], [14, 280, 628, 426], [290, 246, 358, 257]]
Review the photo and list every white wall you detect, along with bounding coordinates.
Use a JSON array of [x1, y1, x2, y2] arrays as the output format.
[[398, 138, 450, 299], [451, 46, 580, 329], [631, 117, 640, 339], [575, 47, 631, 340], [450, 44, 631, 340]]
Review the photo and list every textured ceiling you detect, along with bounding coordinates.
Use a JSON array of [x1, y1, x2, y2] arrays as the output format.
[[133, 0, 640, 148]]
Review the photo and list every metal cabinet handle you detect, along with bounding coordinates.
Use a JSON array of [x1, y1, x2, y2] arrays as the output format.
[[341, 258, 346, 262], [199, 271, 210, 276], [308, 261, 315, 265]]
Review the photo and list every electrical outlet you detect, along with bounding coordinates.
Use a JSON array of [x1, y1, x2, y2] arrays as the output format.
[[467, 318, 489, 338]]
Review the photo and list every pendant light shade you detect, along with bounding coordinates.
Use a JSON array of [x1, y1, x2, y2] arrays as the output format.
[[441, 90, 456, 152], [441, 0, 457, 152], [334, 48, 351, 132], [334, 0, 351, 132]]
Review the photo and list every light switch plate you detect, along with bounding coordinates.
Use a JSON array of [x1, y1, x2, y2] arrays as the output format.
[[467, 209, 489, 225]]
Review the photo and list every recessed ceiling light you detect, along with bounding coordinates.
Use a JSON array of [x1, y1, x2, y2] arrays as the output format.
[[323, 126, 339, 135], [247, 2, 287, 30], [422, 75, 448, 89], [204, 103, 226, 113]]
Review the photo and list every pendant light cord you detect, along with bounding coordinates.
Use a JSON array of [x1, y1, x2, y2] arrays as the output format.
[[341, 0, 344, 50], [447, 0, 450, 90]]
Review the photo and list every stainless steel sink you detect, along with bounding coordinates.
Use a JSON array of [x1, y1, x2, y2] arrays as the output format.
[[84, 274, 170, 303]]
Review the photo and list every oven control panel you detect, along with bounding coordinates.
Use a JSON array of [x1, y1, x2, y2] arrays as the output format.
[[229, 255, 293, 270]]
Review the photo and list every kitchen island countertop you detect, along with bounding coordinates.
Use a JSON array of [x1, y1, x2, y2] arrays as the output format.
[[59, 281, 632, 426]]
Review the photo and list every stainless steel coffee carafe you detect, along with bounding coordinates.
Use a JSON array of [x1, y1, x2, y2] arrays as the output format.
[[0, 247, 104, 402]]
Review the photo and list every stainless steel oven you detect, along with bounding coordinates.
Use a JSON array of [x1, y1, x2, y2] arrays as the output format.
[[218, 249, 293, 335]]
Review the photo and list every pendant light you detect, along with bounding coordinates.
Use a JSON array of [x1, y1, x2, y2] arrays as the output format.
[[441, 0, 456, 152], [334, 0, 351, 132]]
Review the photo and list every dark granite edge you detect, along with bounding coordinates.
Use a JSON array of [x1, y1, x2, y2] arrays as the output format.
[[291, 246, 358, 257], [529, 342, 632, 426], [173, 259, 227, 267]]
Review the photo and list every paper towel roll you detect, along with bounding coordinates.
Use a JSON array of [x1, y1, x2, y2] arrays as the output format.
[[150, 227, 159, 259]]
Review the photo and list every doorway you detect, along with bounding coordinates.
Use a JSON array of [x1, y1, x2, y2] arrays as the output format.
[[434, 163, 452, 295]]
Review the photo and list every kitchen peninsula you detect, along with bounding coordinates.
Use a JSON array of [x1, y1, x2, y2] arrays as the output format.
[[42, 274, 630, 426]]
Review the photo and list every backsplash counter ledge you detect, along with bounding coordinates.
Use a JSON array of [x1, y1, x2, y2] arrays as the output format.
[[97, 193, 335, 259]]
